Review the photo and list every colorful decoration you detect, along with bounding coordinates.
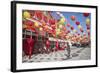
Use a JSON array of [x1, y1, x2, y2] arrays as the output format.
[[49, 19, 56, 25], [23, 20, 33, 26], [83, 13, 89, 17], [71, 26, 74, 30], [35, 11, 43, 20], [34, 22, 39, 28], [23, 11, 31, 19], [23, 24, 27, 29], [78, 25, 82, 29], [73, 29, 77, 33], [58, 17, 65, 24], [59, 25, 63, 29], [67, 23, 70, 27], [86, 18, 90, 25], [56, 29, 61, 35], [39, 27, 43, 31], [22, 10, 91, 49], [76, 21, 80, 25], [71, 15, 76, 21]]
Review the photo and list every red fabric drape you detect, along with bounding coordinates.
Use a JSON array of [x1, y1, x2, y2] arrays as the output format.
[[23, 37, 34, 56]]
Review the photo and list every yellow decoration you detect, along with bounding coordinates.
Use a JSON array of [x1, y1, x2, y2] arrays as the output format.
[[34, 22, 39, 27], [56, 29, 60, 35], [39, 27, 43, 31], [73, 29, 77, 33], [56, 31, 60, 35], [58, 17, 65, 24], [78, 25, 82, 29], [23, 11, 31, 19], [86, 18, 90, 25], [56, 29, 60, 32], [23, 24, 27, 29], [59, 25, 63, 28]]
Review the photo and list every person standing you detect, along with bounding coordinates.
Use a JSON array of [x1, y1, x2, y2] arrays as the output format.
[[64, 42, 71, 59], [67, 42, 71, 59], [27, 36, 34, 59]]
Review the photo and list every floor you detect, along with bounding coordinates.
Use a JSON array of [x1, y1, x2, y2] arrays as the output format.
[[22, 46, 91, 63]]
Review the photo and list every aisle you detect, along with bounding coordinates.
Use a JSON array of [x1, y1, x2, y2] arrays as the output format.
[[22, 46, 91, 63]]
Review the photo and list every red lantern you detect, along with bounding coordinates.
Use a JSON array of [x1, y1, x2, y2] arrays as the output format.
[[66, 30, 70, 34], [71, 26, 74, 30], [63, 27, 66, 31], [67, 30, 70, 33], [76, 21, 80, 25], [51, 25, 56, 29], [35, 11, 43, 20], [83, 13, 89, 17], [43, 15, 48, 23], [28, 10, 35, 17], [77, 33, 80, 36], [49, 19, 56, 25], [71, 15, 76, 21], [67, 23, 70, 27], [24, 20, 33, 26]]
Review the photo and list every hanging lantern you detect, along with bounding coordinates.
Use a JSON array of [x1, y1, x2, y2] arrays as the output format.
[[86, 18, 90, 25], [56, 29, 60, 32], [43, 15, 48, 23], [29, 10, 35, 17], [71, 15, 76, 21], [58, 17, 65, 24], [77, 33, 80, 36], [56, 30, 60, 35], [63, 27, 66, 31], [76, 21, 80, 25], [66, 30, 70, 34], [59, 24, 63, 29], [23, 24, 27, 29], [34, 22, 39, 28], [73, 29, 77, 33], [49, 19, 56, 25], [83, 13, 89, 17], [26, 25, 31, 30], [78, 25, 82, 29], [51, 25, 56, 29], [23, 11, 31, 19], [56, 29, 61, 35], [35, 11, 43, 20], [39, 27, 43, 31], [24, 20, 33, 26], [67, 23, 70, 27], [71, 26, 74, 30]]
